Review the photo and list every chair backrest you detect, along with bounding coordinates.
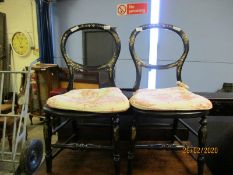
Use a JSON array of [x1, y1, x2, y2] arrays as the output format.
[[60, 23, 121, 90], [129, 23, 189, 90]]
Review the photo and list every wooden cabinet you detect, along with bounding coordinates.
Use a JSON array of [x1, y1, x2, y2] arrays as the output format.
[[30, 64, 60, 118]]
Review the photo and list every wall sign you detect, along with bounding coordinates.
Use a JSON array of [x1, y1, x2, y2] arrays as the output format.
[[117, 2, 148, 16]]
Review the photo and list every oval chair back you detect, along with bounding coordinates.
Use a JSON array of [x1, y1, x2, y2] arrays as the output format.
[[60, 23, 121, 90], [129, 23, 189, 90]]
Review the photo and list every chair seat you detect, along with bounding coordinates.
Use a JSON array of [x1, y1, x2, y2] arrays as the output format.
[[129, 87, 212, 111], [47, 87, 129, 113]]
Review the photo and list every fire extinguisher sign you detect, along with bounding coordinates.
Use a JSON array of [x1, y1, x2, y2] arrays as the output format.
[[117, 2, 148, 16]]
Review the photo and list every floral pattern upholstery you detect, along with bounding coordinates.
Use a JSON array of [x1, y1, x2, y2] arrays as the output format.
[[47, 87, 129, 113], [130, 86, 212, 111]]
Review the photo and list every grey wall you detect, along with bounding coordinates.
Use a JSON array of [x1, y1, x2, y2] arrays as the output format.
[[51, 0, 233, 92], [158, 0, 233, 92]]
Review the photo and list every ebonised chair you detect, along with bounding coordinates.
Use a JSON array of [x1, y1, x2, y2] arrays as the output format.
[[43, 23, 129, 175], [127, 24, 212, 175]]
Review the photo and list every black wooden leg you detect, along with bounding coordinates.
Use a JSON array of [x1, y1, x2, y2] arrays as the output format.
[[44, 114, 52, 173], [112, 115, 120, 175], [171, 118, 178, 143], [198, 116, 207, 175], [127, 118, 136, 175]]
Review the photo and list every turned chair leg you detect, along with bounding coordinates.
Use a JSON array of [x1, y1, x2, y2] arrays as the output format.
[[127, 118, 136, 175], [171, 118, 179, 143], [198, 116, 207, 175], [112, 115, 120, 175], [44, 114, 52, 173]]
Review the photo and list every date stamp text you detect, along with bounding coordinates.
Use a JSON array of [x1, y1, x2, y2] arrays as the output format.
[[183, 147, 218, 154]]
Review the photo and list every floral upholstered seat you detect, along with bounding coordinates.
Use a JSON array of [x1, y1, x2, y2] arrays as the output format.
[[47, 87, 129, 113], [130, 85, 212, 111]]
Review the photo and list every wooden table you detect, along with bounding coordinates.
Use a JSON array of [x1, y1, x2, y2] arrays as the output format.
[[196, 92, 233, 116]]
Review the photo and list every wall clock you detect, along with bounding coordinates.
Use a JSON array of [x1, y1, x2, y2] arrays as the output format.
[[11, 31, 32, 56]]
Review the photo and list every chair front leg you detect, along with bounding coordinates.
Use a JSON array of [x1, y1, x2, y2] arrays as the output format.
[[127, 118, 136, 175], [198, 115, 207, 175], [44, 114, 52, 173], [112, 115, 120, 175]]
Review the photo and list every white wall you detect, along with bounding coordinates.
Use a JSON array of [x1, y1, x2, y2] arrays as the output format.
[[0, 0, 39, 71]]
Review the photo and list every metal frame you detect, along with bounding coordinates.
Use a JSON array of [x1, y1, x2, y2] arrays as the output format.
[[0, 59, 39, 171], [44, 23, 121, 175], [127, 24, 209, 175]]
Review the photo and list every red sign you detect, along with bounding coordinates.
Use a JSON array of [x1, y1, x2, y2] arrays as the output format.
[[117, 2, 148, 16], [127, 3, 148, 15]]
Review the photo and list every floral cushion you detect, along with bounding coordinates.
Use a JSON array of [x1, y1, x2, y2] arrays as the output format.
[[130, 87, 212, 111], [47, 87, 130, 113]]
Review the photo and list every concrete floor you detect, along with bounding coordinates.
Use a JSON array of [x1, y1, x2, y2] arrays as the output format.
[[1, 117, 213, 175], [0, 117, 56, 175]]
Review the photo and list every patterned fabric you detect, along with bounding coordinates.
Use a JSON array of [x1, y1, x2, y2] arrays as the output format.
[[130, 87, 212, 111], [47, 87, 129, 113]]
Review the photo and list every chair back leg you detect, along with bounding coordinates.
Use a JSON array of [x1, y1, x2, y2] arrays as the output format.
[[112, 115, 120, 175], [127, 117, 137, 175]]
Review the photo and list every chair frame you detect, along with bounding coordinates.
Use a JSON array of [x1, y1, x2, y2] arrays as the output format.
[[127, 24, 209, 175], [43, 23, 121, 175]]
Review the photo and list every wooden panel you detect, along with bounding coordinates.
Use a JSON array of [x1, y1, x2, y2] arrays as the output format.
[[0, 104, 12, 112], [0, 12, 10, 98], [59, 68, 99, 84], [0, 12, 6, 64], [60, 81, 99, 89]]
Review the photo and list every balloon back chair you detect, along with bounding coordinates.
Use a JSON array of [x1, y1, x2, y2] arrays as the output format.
[[43, 23, 129, 175], [127, 24, 212, 175]]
